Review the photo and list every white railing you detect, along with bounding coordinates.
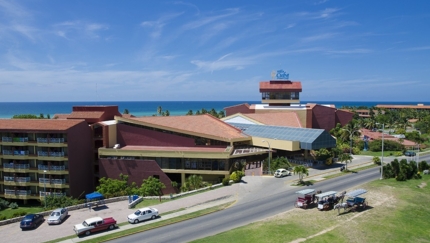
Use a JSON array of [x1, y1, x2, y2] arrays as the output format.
[[37, 138, 65, 143], [2, 137, 12, 142], [39, 191, 65, 197], [3, 164, 30, 169], [4, 176, 14, 181], [2, 150, 28, 155], [5, 189, 31, 195], [37, 151, 64, 157], [51, 179, 66, 184], [38, 178, 50, 183], [38, 165, 66, 171]]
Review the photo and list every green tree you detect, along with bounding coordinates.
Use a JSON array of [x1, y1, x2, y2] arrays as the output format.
[[339, 153, 353, 171], [293, 165, 309, 183], [96, 173, 138, 198], [157, 106, 162, 116], [186, 110, 193, 115], [123, 109, 130, 114], [139, 176, 166, 196], [186, 174, 203, 191]]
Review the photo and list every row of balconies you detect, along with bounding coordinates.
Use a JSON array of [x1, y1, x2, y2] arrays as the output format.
[[1, 137, 65, 143], [1, 150, 66, 157], [3, 189, 66, 198], [3, 177, 67, 184], [1, 164, 68, 172]]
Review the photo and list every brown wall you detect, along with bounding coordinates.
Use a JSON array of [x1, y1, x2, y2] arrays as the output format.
[[335, 110, 354, 127], [225, 104, 254, 116], [311, 105, 336, 131], [67, 121, 94, 198], [117, 124, 195, 147], [99, 158, 175, 195]]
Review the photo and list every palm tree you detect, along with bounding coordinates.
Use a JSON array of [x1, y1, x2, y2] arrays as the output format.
[[157, 106, 162, 116], [123, 109, 129, 114], [187, 175, 203, 190], [339, 153, 353, 171], [293, 165, 309, 183]]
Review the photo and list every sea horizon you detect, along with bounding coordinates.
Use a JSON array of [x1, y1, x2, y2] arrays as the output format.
[[0, 100, 429, 119]]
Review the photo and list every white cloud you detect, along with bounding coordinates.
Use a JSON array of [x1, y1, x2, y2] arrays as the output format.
[[53, 21, 109, 39]]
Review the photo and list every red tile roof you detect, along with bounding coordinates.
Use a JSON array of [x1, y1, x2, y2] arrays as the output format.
[[52, 114, 70, 119], [120, 114, 249, 141], [237, 112, 302, 127], [361, 128, 417, 146], [259, 81, 302, 91], [0, 119, 86, 131]]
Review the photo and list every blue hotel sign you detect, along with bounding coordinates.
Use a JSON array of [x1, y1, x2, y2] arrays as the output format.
[[271, 69, 289, 80]]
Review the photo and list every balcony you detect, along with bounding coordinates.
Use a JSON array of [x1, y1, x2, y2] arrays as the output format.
[[38, 178, 68, 188], [4, 189, 37, 199], [3, 176, 32, 186], [37, 165, 68, 175], [2, 163, 31, 172], [37, 151, 65, 157], [1, 137, 29, 145], [37, 138, 65, 143], [2, 150, 30, 156], [39, 191, 66, 197]]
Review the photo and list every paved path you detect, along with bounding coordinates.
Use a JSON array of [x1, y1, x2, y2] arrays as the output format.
[[2, 156, 376, 243]]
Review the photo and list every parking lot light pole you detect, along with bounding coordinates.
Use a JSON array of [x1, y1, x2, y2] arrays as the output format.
[[376, 123, 384, 180], [44, 170, 47, 208], [262, 140, 271, 175]]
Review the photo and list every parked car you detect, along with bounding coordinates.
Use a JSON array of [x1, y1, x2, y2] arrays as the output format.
[[127, 207, 159, 224], [20, 214, 44, 230], [47, 208, 68, 225], [274, 168, 291, 178], [404, 151, 416, 157], [73, 216, 117, 236]]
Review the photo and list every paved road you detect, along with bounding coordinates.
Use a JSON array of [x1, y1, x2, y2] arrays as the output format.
[[108, 168, 380, 243], [0, 155, 384, 243]]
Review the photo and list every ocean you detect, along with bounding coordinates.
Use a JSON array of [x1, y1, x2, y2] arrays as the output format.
[[0, 101, 428, 119]]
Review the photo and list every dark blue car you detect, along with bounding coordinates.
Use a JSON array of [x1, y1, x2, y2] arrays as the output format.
[[20, 214, 44, 230]]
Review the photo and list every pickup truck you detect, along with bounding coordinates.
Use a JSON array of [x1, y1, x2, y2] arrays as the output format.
[[73, 216, 117, 236]]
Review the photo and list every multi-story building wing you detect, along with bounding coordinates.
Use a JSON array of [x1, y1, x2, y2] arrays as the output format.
[[0, 119, 93, 203]]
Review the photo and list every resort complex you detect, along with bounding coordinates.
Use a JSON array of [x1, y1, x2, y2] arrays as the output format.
[[4, 70, 413, 203]]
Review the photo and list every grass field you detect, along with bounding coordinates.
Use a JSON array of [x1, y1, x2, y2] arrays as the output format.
[[191, 175, 430, 243], [0, 204, 44, 219]]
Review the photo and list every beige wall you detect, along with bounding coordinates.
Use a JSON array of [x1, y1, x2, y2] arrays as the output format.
[[107, 124, 117, 148], [251, 137, 300, 151]]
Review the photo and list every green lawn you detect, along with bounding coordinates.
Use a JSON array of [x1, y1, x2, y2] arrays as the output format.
[[0, 204, 44, 219], [359, 150, 402, 157], [191, 175, 430, 243]]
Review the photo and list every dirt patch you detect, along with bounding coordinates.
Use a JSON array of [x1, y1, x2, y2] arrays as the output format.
[[417, 182, 427, 188]]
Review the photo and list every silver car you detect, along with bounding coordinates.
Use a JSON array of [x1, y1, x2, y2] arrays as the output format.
[[47, 208, 68, 225]]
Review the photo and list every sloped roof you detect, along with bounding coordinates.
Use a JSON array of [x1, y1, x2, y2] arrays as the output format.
[[119, 114, 249, 141], [227, 122, 336, 150], [52, 114, 70, 119], [222, 112, 302, 127], [259, 80, 302, 91], [242, 112, 302, 127], [0, 119, 86, 131]]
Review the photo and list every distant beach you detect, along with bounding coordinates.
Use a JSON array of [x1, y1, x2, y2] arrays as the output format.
[[0, 101, 428, 119]]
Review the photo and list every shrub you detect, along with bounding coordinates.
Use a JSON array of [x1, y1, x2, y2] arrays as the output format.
[[230, 170, 245, 183], [12, 211, 27, 218], [222, 178, 230, 186], [369, 139, 404, 152], [0, 216, 6, 221], [9, 202, 18, 209], [372, 156, 381, 165], [0, 198, 9, 209]]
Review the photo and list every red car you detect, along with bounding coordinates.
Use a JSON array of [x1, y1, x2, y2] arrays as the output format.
[[73, 216, 117, 236]]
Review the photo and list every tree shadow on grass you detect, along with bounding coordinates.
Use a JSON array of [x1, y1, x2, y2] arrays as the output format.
[[292, 180, 314, 186]]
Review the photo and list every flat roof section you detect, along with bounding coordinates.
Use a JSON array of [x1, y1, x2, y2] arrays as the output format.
[[0, 119, 86, 131]]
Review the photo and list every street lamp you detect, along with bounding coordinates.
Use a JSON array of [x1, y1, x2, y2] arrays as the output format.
[[43, 170, 47, 208], [262, 140, 271, 175], [376, 123, 384, 179]]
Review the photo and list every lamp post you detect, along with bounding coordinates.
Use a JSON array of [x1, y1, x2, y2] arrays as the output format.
[[262, 140, 271, 175], [43, 170, 47, 208], [376, 123, 384, 179]]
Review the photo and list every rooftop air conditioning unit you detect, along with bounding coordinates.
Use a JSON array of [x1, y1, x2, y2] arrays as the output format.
[[113, 144, 120, 149]]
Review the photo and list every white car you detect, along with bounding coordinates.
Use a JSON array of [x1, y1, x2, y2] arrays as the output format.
[[47, 208, 68, 225], [274, 168, 291, 178], [127, 207, 159, 224]]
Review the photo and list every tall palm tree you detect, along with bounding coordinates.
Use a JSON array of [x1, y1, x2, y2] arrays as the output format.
[[339, 153, 353, 171], [293, 165, 309, 183], [157, 106, 162, 116]]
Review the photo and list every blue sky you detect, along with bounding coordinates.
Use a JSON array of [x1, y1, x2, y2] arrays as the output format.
[[1, 0, 429, 102]]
